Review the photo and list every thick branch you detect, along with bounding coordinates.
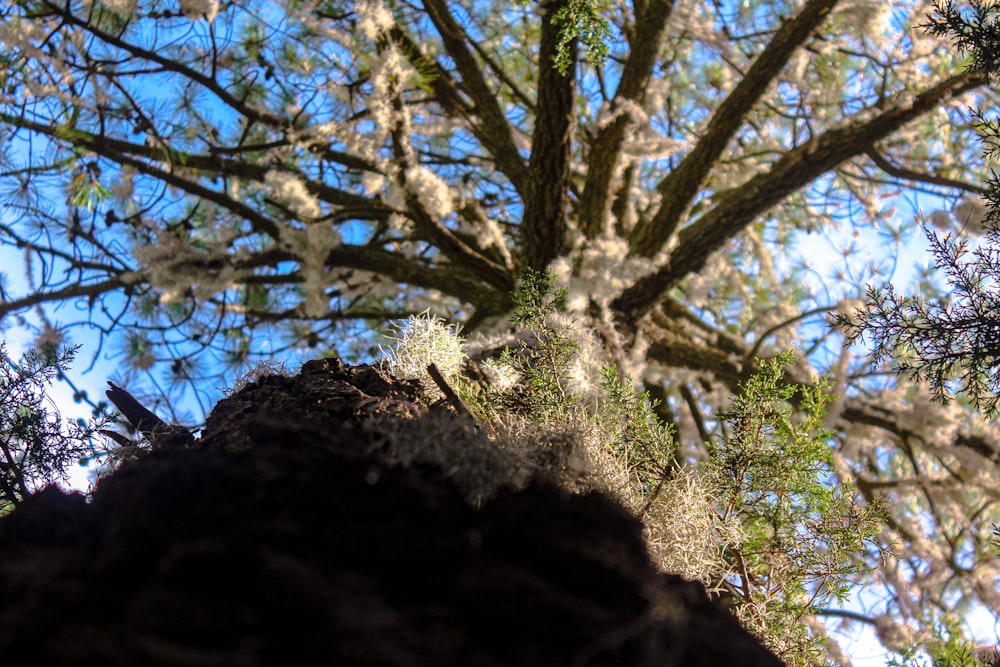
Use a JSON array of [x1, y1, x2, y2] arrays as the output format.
[[642, 307, 747, 389], [232, 239, 510, 313], [578, 0, 675, 238], [324, 246, 511, 313], [403, 189, 515, 293], [521, 0, 576, 270], [382, 69, 515, 295], [614, 73, 987, 319], [629, 0, 841, 257]]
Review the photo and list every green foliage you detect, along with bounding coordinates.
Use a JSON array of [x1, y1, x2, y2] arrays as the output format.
[[454, 270, 672, 473], [840, 1, 1000, 416], [599, 364, 676, 497], [711, 352, 835, 516], [465, 274, 881, 665], [516, 0, 611, 74], [379, 274, 881, 667], [550, 0, 611, 73], [66, 163, 112, 211], [510, 267, 569, 330], [923, 1, 1000, 78], [886, 616, 981, 667], [706, 351, 884, 665], [0, 343, 108, 510], [503, 268, 579, 419], [836, 232, 1000, 417]]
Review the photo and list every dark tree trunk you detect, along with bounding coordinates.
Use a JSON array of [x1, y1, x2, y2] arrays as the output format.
[[0, 359, 782, 666]]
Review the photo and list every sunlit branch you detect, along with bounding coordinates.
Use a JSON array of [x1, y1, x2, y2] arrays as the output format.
[[388, 26, 476, 121], [630, 0, 841, 258], [615, 72, 988, 319], [420, 0, 529, 197], [578, 0, 674, 238]]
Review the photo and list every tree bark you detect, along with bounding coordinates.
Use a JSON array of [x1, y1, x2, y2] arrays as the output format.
[[578, 0, 675, 238], [521, 0, 576, 271], [614, 72, 987, 320], [629, 0, 841, 258]]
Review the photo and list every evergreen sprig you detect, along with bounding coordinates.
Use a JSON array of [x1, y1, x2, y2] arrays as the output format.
[[708, 351, 884, 664], [835, 226, 1000, 417], [0, 343, 108, 510], [504, 268, 579, 418]]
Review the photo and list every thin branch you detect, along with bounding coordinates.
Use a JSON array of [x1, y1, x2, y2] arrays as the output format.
[[0, 111, 386, 218], [426, 363, 473, 419], [813, 608, 876, 625], [0, 277, 129, 321], [381, 72, 514, 294], [866, 146, 989, 195], [743, 305, 838, 366], [41, 0, 289, 129]]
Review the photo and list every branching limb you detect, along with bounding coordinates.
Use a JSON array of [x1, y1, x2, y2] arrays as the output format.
[[629, 0, 841, 258], [615, 72, 987, 319], [421, 0, 529, 196], [578, 0, 675, 238]]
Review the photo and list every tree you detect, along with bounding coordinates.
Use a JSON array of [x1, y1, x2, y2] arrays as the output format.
[[1, 0, 999, 663]]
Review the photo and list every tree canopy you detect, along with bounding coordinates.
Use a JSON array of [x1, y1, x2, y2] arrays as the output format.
[[2, 0, 1000, 663]]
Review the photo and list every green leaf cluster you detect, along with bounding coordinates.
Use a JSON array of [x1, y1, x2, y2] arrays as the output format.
[[599, 364, 676, 498], [706, 351, 884, 665], [887, 615, 981, 667], [516, 0, 611, 74], [381, 273, 881, 667], [501, 268, 579, 419], [550, 0, 611, 73]]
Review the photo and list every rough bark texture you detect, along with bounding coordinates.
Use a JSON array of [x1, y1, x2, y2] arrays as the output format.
[[578, 0, 675, 239], [0, 359, 782, 667], [521, 0, 575, 271], [614, 72, 987, 320], [629, 0, 841, 258]]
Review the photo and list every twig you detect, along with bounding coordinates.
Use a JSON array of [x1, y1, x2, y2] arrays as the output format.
[[426, 363, 472, 420]]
